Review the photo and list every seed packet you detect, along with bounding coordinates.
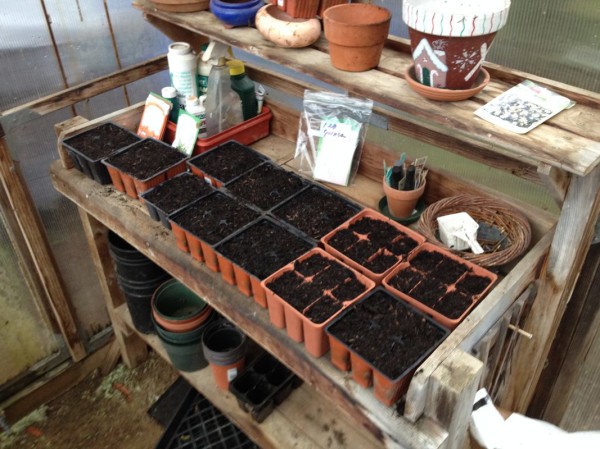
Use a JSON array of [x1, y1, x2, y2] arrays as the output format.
[[137, 92, 172, 140]]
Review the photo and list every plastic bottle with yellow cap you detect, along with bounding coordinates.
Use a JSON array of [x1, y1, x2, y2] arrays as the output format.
[[227, 59, 258, 121]]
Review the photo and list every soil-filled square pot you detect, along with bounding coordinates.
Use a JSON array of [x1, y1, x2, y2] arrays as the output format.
[[140, 172, 215, 229], [103, 138, 188, 199], [229, 351, 301, 423], [271, 184, 362, 240], [225, 162, 309, 211], [262, 248, 375, 357], [325, 288, 449, 406], [214, 217, 315, 307], [62, 122, 141, 184], [186, 140, 269, 188], [169, 191, 261, 271], [321, 208, 426, 283], [382, 243, 498, 329]]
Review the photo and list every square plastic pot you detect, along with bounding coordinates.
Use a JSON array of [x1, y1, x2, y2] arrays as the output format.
[[163, 105, 272, 157], [325, 288, 449, 406], [321, 208, 426, 284], [214, 217, 315, 307], [62, 122, 141, 185], [186, 140, 269, 188], [262, 248, 375, 357], [383, 242, 498, 329], [102, 138, 188, 199]]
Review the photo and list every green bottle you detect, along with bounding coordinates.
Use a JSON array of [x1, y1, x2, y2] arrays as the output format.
[[227, 59, 258, 121]]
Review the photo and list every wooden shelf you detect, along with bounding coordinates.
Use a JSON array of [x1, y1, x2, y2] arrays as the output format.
[[133, 0, 600, 177]]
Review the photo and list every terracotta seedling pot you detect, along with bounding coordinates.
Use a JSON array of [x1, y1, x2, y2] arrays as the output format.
[[318, 0, 347, 17], [403, 0, 511, 90], [285, 0, 319, 18], [382, 178, 426, 219], [323, 3, 391, 72]]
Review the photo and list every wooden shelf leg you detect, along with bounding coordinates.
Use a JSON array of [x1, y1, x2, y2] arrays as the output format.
[[77, 208, 148, 368]]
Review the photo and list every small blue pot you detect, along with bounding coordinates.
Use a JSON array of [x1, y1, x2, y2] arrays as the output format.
[[210, 0, 263, 27]]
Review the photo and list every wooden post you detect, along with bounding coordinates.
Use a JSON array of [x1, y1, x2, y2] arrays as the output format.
[[77, 210, 148, 368], [0, 124, 85, 361]]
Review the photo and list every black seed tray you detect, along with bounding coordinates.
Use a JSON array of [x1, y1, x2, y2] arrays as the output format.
[[155, 388, 258, 449], [229, 351, 301, 423]]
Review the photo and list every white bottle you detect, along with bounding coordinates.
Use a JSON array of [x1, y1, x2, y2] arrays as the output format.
[[167, 42, 198, 106], [185, 95, 208, 138], [197, 44, 214, 96]]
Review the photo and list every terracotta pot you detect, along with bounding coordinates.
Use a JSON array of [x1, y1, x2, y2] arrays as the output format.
[[318, 0, 347, 17], [255, 5, 321, 48], [402, 0, 511, 90], [285, 0, 319, 18], [382, 178, 426, 219], [323, 4, 391, 72]]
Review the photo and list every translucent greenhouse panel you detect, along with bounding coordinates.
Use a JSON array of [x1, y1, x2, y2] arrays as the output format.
[[0, 220, 60, 385]]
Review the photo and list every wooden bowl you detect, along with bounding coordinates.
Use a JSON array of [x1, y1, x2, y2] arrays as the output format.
[[149, 0, 209, 12], [404, 64, 490, 101]]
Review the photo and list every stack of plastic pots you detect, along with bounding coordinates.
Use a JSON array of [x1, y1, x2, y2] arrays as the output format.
[[108, 231, 170, 334], [202, 320, 248, 390], [152, 279, 215, 372]]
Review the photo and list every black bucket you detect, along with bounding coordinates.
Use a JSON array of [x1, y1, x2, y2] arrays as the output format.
[[108, 231, 170, 334]]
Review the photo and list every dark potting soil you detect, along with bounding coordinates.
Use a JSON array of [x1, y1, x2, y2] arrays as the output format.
[[409, 250, 445, 272], [64, 122, 140, 160], [293, 253, 331, 277], [188, 141, 266, 184], [409, 280, 448, 307], [216, 219, 313, 280], [142, 173, 214, 214], [331, 277, 367, 302], [343, 240, 377, 263], [455, 273, 492, 296], [363, 250, 399, 274], [105, 139, 186, 180], [266, 270, 305, 298], [434, 290, 474, 319], [172, 192, 260, 244], [304, 296, 343, 324], [226, 163, 307, 210], [326, 227, 358, 252], [272, 185, 360, 239], [327, 290, 447, 380], [386, 237, 420, 257], [387, 267, 425, 294], [433, 258, 470, 285], [285, 283, 323, 312]]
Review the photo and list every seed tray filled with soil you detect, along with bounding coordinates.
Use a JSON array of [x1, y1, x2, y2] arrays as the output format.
[[62, 122, 141, 185], [140, 172, 215, 229], [262, 248, 375, 358], [187, 140, 269, 188], [229, 351, 301, 423], [271, 184, 362, 240], [383, 243, 498, 329], [214, 217, 315, 308], [325, 288, 449, 406], [103, 138, 188, 199], [321, 209, 426, 283], [225, 162, 310, 211], [169, 191, 261, 271]]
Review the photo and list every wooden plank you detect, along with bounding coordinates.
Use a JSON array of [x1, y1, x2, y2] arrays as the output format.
[[537, 164, 570, 206], [117, 304, 383, 449], [0, 127, 85, 361], [0, 55, 167, 120], [77, 209, 148, 368], [54, 116, 89, 170], [425, 349, 483, 449], [500, 165, 600, 413], [132, 0, 600, 177], [50, 159, 447, 449]]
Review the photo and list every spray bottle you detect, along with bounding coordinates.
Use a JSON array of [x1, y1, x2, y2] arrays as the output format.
[[197, 43, 213, 96], [185, 95, 208, 139], [202, 41, 243, 137], [227, 59, 258, 121]]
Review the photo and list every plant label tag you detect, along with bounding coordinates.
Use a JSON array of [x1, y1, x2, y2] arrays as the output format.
[[313, 117, 361, 186], [171, 110, 200, 156], [227, 368, 238, 382]]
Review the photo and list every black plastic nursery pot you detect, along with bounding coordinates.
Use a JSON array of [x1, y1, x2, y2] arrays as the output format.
[[229, 351, 301, 423], [325, 288, 449, 406], [202, 320, 249, 390], [140, 171, 215, 229], [186, 140, 269, 187], [62, 122, 141, 185], [213, 217, 316, 308], [271, 183, 363, 240], [102, 137, 188, 199], [224, 161, 310, 211]]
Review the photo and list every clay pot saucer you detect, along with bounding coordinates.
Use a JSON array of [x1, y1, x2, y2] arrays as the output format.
[[404, 64, 490, 102]]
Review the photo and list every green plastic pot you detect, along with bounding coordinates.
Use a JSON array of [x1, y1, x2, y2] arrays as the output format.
[[153, 310, 215, 344], [152, 279, 209, 331]]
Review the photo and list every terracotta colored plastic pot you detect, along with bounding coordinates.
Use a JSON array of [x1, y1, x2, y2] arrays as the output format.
[[383, 178, 426, 219], [151, 279, 211, 332], [323, 3, 391, 72]]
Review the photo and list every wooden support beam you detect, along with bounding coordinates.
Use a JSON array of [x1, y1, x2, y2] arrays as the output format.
[[500, 166, 600, 413], [76, 209, 148, 368], [426, 349, 483, 449], [143, 13, 209, 52], [537, 163, 570, 206], [0, 124, 85, 361]]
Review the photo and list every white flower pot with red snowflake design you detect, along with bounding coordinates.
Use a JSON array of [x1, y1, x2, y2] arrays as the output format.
[[403, 0, 511, 90]]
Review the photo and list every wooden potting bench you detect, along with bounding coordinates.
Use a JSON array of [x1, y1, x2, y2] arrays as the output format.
[[46, 2, 600, 448]]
